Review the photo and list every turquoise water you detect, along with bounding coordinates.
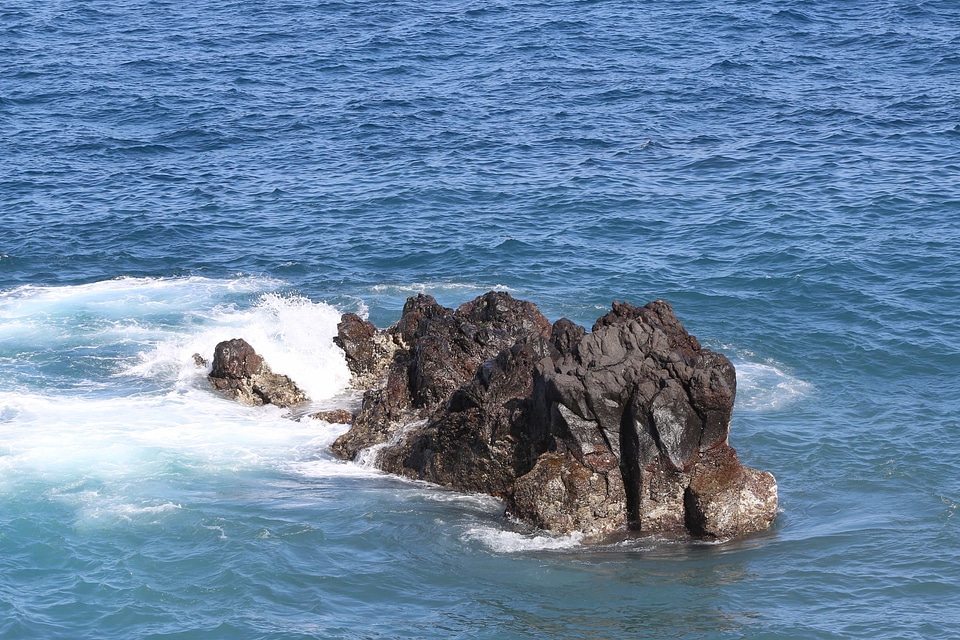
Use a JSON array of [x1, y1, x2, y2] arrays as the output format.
[[2, 1, 959, 637]]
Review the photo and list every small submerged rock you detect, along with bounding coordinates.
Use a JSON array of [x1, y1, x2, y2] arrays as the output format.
[[207, 338, 307, 407]]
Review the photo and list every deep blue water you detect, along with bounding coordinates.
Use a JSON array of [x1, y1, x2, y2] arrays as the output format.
[[2, 1, 960, 638]]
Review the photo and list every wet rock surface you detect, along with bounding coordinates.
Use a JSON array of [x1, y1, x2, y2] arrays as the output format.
[[208, 338, 308, 408], [330, 292, 778, 542]]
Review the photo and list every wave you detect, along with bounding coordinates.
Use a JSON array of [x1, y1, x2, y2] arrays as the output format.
[[0, 276, 358, 498], [367, 281, 519, 310], [463, 526, 584, 552], [0, 390, 338, 483], [124, 290, 351, 402], [0, 275, 352, 401], [729, 351, 813, 412]]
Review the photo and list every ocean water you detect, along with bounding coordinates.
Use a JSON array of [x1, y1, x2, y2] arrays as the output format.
[[2, 0, 959, 637]]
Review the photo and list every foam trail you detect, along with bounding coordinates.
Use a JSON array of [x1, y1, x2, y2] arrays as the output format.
[[729, 351, 813, 412], [463, 526, 584, 552]]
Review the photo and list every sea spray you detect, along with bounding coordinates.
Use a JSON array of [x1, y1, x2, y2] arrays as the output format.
[[0, 277, 355, 509]]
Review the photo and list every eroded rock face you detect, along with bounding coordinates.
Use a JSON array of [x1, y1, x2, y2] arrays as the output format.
[[330, 292, 778, 542], [684, 445, 778, 538], [525, 299, 743, 537], [208, 338, 308, 407], [329, 291, 552, 462], [334, 313, 398, 389]]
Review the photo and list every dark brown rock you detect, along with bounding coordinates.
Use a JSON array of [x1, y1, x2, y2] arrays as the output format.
[[376, 340, 552, 497], [330, 293, 777, 542], [210, 338, 263, 380], [684, 444, 778, 538], [334, 313, 399, 389], [208, 338, 307, 407], [331, 291, 552, 459], [329, 357, 413, 460]]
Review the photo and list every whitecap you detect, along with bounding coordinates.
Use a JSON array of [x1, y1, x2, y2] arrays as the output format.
[[367, 282, 519, 311], [728, 351, 813, 412], [352, 419, 427, 470], [463, 526, 584, 553], [122, 290, 352, 402], [369, 281, 516, 294]]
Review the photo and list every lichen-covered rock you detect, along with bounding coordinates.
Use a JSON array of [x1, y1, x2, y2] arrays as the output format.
[[330, 293, 778, 542], [333, 313, 399, 389], [511, 451, 627, 542], [208, 338, 307, 407]]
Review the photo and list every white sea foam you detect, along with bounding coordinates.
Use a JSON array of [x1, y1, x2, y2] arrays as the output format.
[[463, 526, 584, 553], [121, 289, 351, 402], [418, 488, 503, 512], [0, 389, 322, 483], [283, 419, 390, 480], [85, 501, 184, 524], [369, 282, 517, 295], [353, 419, 427, 469], [0, 275, 282, 319], [730, 352, 813, 412], [288, 457, 388, 479]]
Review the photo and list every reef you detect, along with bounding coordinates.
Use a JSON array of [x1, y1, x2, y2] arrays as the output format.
[[327, 292, 777, 542], [206, 292, 777, 541]]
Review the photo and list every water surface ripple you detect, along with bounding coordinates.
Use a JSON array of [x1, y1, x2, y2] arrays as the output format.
[[2, 1, 959, 638]]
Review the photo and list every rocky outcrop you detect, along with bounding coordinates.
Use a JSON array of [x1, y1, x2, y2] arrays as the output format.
[[334, 313, 399, 389], [208, 338, 307, 407], [329, 291, 552, 464], [330, 292, 777, 542]]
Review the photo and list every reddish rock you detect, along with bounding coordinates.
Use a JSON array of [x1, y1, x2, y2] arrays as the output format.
[[308, 409, 354, 424], [208, 338, 307, 408]]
